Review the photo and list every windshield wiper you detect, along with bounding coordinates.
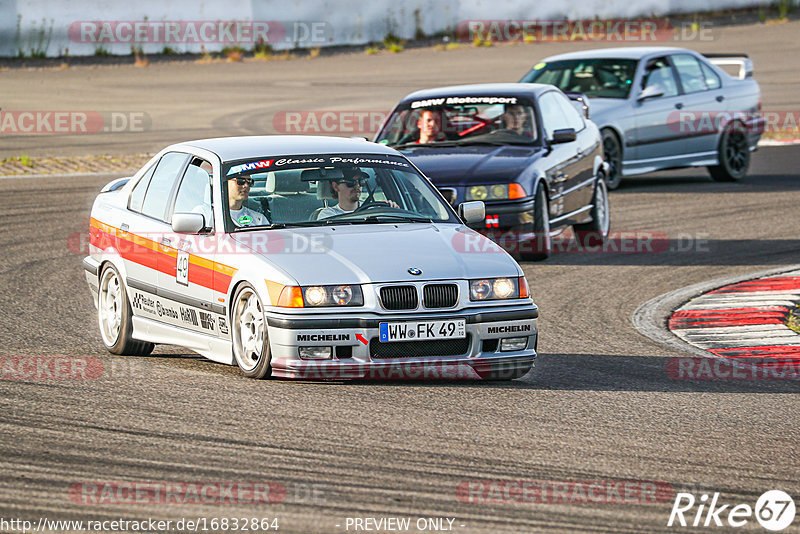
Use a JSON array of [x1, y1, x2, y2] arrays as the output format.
[[455, 137, 538, 147], [351, 215, 434, 223], [232, 219, 354, 232], [392, 141, 460, 150], [393, 138, 536, 149]]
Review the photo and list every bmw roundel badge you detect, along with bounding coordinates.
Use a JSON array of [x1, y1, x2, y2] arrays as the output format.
[[408, 267, 422, 276]]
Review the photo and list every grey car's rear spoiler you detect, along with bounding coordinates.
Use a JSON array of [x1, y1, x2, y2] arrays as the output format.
[[702, 53, 753, 80]]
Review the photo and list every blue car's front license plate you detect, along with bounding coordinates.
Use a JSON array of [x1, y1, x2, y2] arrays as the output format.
[[379, 319, 466, 342]]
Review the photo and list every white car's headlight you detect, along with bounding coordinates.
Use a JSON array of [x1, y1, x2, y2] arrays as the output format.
[[469, 277, 530, 301], [275, 284, 364, 308]]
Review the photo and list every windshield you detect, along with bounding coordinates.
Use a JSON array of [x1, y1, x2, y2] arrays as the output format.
[[520, 59, 638, 99], [375, 96, 540, 148], [220, 153, 458, 230]]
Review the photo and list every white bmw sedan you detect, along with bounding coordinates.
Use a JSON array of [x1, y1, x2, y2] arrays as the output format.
[[84, 136, 538, 380]]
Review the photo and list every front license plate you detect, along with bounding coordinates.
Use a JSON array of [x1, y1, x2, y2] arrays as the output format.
[[379, 319, 466, 342]]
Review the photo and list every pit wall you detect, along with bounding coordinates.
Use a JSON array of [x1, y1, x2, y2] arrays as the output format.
[[2, 0, 766, 58]]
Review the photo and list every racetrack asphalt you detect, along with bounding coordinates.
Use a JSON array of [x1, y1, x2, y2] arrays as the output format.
[[1, 21, 799, 534]]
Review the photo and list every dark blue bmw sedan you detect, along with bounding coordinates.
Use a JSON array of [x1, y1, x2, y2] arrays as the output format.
[[374, 83, 610, 261]]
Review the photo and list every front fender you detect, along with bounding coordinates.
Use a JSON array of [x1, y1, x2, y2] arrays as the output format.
[[594, 155, 609, 179]]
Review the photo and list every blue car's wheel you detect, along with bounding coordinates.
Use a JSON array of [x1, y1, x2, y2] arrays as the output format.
[[519, 184, 551, 262], [574, 178, 611, 247], [602, 129, 623, 190]]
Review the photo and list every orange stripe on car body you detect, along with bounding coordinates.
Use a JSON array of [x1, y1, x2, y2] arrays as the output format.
[[88, 218, 238, 293]]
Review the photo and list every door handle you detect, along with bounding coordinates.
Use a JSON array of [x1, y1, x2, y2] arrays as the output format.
[[716, 95, 724, 102], [675, 102, 683, 110], [161, 237, 172, 247], [120, 223, 129, 234]]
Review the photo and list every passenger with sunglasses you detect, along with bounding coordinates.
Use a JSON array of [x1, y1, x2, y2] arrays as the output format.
[[317, 168, 398, 220], [228, 175, 267, 227]]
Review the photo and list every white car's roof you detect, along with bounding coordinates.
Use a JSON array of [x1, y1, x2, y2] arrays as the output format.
[[175, 135, 400, 162]]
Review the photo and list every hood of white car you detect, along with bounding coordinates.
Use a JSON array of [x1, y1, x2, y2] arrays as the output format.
[[231, 223, 520, 286]]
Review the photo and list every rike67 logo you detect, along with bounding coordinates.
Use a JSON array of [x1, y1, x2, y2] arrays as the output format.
[[668, 490, 796, 531]]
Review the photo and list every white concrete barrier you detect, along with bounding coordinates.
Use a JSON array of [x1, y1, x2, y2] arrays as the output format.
[[1, 0, 770, 58]]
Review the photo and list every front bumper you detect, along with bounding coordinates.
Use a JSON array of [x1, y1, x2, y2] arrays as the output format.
[[266, 305, 538, 380], [468, 198, 536, 233]]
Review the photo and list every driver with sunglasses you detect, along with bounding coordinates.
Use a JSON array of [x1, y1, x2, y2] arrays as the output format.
[[228, 175, 268, 227], [317, 168, 399, 220]]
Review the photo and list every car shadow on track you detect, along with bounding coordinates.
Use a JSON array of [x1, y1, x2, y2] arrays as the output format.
[[612, 173, 800, 194], [611, 147, 800, 193], [128, 350, 800, 393], [515, 353, 800, 393], [274, 354, 799, 392]]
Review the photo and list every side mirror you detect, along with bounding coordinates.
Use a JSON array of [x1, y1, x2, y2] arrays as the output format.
[[172, 212, 206, 233], [564, 92, 591, 119], [551, 128, 577, 144], [637, 85, 665, 101], [458, 201, 485, 224]]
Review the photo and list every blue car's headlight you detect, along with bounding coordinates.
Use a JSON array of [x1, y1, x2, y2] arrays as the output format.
[[466, 184, 527, 201]]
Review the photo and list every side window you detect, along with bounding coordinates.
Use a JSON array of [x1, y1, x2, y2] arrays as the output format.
[[699, 60, 721, 90], [641, 57, 679, 98], [553, 93, 585, 131], [141, 152, 189, 221], [538, 92, 568, 139], [672, 54, 708, 94], [128, 164, 156, 212], [172, 158, 213, 227]]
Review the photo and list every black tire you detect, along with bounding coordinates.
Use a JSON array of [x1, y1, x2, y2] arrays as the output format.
[[708, 123, 750, 181], [230, 283, 272, 379], [97, 264, 154, 356], [573, 178, 611, 247], [519, 184, 551, 262], [601, 129, 623, 190]]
